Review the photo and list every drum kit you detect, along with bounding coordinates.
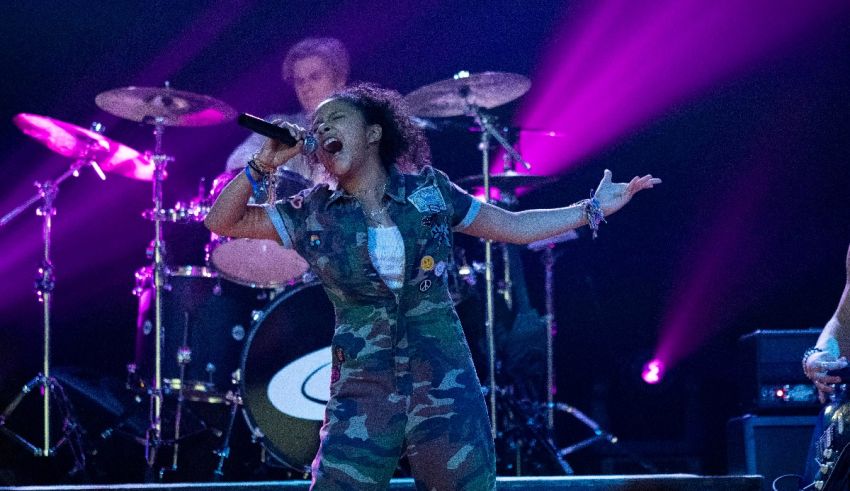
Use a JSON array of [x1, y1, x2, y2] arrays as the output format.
[[0, 72, 619, 480]]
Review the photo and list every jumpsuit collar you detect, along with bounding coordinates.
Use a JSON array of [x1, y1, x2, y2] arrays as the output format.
[[325, 164, 407, 208]]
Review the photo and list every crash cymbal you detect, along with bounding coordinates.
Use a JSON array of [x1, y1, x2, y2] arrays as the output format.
[[13, 113, 156, 181], [95, 86, 237, 126], [404, 72, 531, 117], [456, 171, 557, 191]]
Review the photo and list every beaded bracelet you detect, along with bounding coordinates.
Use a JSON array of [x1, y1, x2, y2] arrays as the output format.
[[584, 190, 606, 239], [802, 346, 824, 374], [247, 154, 269, 176]]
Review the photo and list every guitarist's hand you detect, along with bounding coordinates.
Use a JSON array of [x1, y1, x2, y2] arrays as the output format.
[[805, 351, 848, 403]]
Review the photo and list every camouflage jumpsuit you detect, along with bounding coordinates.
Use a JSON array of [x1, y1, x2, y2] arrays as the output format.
[[266, 165, 496, 490]]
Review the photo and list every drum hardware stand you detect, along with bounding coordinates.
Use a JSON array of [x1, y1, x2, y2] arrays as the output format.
[[495, 130, 522, 312], [540, 245, 563, 432], [493, 387, 574, 476], [527, 237, 574, 436], [552, 402, 619, 458], [142, 112, 175, 473], [167, 314, 192, 476], [0, 131, 107, 470], [551, 402, 657, 473], [525, 239, 652, 472], [464, 95, 532, 439], [212, 370, 243, 480]]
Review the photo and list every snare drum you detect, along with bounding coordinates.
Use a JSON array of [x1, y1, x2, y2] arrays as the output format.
[[206, 168, 313, 288]]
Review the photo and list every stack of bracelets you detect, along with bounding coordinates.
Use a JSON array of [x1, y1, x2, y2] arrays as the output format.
[[583, 190, 606, 239], [245, 154, 271, 201]]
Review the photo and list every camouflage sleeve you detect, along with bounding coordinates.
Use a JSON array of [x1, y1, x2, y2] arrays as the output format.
[[263, 188, 312, 251], [432, 167, 481, 232]]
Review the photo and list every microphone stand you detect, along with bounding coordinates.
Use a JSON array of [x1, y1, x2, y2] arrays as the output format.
[[0, 131, 107, 471]]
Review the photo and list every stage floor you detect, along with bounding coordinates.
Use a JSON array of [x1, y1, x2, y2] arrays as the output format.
[[0, 474, 763, 491]]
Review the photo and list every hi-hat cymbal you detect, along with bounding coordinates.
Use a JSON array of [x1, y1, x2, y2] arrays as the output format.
[[13, 113, 156, 181], [404, 72, 531, 117], [456, 172, 558, 191], [95, 86, 237, 126]]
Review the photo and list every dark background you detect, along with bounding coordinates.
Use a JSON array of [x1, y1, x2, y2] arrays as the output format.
[[0, 0, 848, 483]]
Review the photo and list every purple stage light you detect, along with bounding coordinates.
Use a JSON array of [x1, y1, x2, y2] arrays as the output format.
[[515, 0, 847, 176], [642, 359, 664, 384]]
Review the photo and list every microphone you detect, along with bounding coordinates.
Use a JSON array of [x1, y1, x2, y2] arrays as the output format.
[[237, 113, 318, 154]]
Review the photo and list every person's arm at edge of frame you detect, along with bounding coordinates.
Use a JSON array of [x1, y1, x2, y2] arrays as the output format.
[[805, 244, 850, 402]]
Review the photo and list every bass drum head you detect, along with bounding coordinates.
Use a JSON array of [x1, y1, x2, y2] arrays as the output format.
[[240, 281, 336, 471]]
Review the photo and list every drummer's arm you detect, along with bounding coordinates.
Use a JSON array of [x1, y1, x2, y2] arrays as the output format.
[[462, 201, 587, 245], [204, 168, 280, 242]]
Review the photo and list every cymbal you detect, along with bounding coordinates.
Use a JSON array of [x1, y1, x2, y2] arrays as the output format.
[[95, 86, 237, 126], [404, 72, 531, 117], [13, 113, 156, 181], [456, 172, 557, 191]]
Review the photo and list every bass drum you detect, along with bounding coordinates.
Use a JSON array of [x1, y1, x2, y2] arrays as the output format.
[[240, 280, 336, 471]]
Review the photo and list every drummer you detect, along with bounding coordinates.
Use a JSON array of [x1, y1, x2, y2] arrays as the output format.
[[225, 37, 349, 186]]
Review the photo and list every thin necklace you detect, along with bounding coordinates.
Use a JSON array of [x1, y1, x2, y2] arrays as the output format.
[[369, 202, 389, 219], [356, 182, 388, 219]]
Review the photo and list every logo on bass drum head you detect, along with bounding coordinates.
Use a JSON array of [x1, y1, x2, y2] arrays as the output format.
[[267, 346, 332, 421]]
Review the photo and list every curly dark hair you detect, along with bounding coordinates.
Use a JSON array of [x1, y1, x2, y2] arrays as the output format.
[[322, 82, 431, 173]]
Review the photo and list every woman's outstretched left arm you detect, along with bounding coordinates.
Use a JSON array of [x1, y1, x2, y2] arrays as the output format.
[[461, 170, 661, 244]]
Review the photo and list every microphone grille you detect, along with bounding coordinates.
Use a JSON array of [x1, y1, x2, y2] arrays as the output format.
[[302, 135, 318, 155]]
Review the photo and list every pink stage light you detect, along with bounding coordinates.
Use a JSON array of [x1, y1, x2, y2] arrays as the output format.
[[642, 359, 664, 385], [516, 0, 846, 176]]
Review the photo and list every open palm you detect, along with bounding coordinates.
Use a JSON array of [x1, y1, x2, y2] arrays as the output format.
[[593, 169, 661, 216]]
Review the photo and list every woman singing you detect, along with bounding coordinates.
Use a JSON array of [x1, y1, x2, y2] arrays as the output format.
[[205, 83, 660, 490]]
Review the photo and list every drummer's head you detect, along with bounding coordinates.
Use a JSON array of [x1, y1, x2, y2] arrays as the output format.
[[311, 83, 430, 174], [282, 37, 349, 113]]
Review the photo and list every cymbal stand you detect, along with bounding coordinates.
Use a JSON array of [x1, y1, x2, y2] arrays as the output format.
[[552, 401, 658, 473], [527, 235, 575, 432], [143, 117, 174, 472], [542, 246, 561, 431], [0, 132, 107, 469], [526, 240, 649, 471], [464, 100, 532, 439]]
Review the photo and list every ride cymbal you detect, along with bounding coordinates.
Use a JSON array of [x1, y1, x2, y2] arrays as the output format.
[[404, 72, 531, 117], [95, 86, 237, 127]]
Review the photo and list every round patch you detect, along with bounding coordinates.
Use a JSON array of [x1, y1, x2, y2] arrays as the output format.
[[420, 255, 435, 272], [434, 261, 447, 277]]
